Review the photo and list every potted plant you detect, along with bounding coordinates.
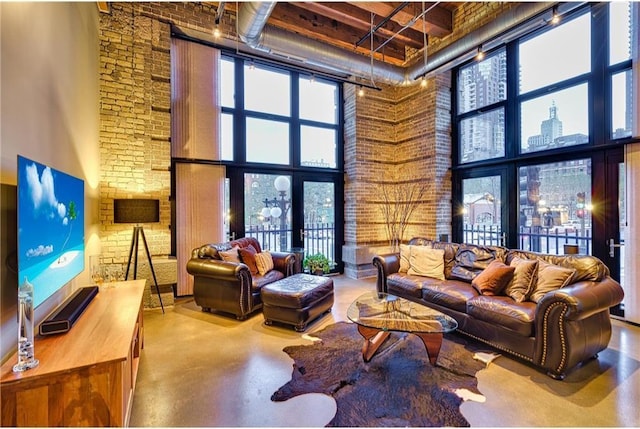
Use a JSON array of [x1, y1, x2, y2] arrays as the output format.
[[303, 253, 331, 275]]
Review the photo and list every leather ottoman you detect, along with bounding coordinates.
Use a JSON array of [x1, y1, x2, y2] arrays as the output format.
[[261, 273, 334, 332]]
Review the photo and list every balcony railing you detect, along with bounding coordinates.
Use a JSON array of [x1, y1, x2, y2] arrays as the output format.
[[244, 222, 335, 263], [462, 224, 592, 255]]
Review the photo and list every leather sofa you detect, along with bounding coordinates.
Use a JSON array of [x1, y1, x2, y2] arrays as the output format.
[[373, 237, 625, 379], [186, 237, 295, 320]]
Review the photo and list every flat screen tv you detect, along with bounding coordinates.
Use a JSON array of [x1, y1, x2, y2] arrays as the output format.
[[17, 155, 85, 309]]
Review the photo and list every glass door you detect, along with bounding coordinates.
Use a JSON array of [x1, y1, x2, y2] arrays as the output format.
[[458, 169, 507, 246], [517, 159, 592, 255], [241, 172, 292, 253], [226, 171, 343, 274], [595, 149, 625, 317], [289, 178, 341, 274]]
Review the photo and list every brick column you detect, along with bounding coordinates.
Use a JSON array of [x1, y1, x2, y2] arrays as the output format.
[[342, 76, 452, 279]]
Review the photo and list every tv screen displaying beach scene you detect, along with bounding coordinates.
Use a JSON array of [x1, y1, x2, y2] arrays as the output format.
[[17, 156, 85, 308]]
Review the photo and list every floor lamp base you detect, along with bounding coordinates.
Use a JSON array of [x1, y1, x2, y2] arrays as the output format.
[[125, 226, 165, 314]]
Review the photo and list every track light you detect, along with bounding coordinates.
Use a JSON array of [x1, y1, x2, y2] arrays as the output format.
[[550, 6, 560, 25], [420, 76, 427, 88], [213, 26, 221, 38], [358, 86, 365, 97], [476, 48, 485, 61]]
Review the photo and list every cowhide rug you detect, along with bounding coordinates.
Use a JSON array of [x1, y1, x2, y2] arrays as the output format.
[[272, 322, 495, 427]]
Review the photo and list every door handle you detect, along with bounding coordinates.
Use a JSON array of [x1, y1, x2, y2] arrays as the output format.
[[300, 229, 307, 241], [608, 238, 623, 258], [228, 231, 236, 241]]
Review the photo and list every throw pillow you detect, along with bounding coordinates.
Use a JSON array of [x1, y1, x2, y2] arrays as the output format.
[[399, 244, 411, 273], [219, 246, 241, 263], [471, 260, 515, 296], [238, 244, 259, 275], [504, 257, 538, 302], [254, 251, 274, 276], [407, 246, 445, 280], [528, 260, 576, 303]]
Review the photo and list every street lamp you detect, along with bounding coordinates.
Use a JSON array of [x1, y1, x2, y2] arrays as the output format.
[[263, 176, 291, 251]]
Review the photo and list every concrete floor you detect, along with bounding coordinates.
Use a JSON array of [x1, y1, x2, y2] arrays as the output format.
[[130, 275, 640, 427]]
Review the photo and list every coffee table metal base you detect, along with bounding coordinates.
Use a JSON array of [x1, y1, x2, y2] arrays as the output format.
[[356, 325, 443, 365]]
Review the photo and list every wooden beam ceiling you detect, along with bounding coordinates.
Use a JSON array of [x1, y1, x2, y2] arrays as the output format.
[[223, 2, 456, 65]]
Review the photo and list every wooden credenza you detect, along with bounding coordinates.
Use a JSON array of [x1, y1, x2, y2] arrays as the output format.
[[1, 280, 145, 427]]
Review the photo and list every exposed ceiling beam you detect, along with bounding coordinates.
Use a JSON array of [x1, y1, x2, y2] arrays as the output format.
[[269, 2, 410, 63], [351, 2, 453, 38]]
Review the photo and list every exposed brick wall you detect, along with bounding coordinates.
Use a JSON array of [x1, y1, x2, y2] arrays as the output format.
[[99, 2, 217, 267], [427, 2, 515, 55], [98, 2, 495, 278], [342, 75, 452, 278]]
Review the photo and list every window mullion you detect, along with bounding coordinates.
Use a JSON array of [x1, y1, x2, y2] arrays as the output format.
[[505, 41, 519, 160], [591, 2, 607, 147]]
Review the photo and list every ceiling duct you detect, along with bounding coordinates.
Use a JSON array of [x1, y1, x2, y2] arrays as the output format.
[[237, 2, 277, 47], [214, 1, 581, 86]]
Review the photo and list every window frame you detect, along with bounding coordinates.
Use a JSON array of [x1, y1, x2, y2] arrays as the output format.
[[451, 2, 637, 250]]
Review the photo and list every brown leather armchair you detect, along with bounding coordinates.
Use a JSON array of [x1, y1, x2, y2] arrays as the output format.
[[186, 237, 295, 320]]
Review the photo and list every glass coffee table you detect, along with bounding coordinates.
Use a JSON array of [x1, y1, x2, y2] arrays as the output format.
[[347, 292, 458, 365]]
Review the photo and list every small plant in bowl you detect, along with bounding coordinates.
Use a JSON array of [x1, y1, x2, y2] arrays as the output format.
[[303, 253, 331, 275]]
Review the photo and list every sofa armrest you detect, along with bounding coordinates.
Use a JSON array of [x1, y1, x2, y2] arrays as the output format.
[[270, 252, 296, 276], [533, 276, 624, 378], [186, 258, 250, 281], [372, 253, 400, 294], [537, 276, 624, 321]]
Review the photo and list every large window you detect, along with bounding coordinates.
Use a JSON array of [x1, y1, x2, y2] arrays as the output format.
[[457, 49, 506, 164], [218, 55, 343, 270], [453, 2, 636, 254], [220, 59, 340, 169], [518, 160, 592, 254]]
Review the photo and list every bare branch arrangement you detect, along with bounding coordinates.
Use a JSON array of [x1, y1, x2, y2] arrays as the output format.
[[379, 174, 430, 250]]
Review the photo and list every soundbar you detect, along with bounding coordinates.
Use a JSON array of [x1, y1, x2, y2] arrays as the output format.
[[39, 286, 99, 336]]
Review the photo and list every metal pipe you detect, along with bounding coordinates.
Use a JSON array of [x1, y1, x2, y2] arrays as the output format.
[[214, 1, 226, 24], [355, 2, 409, 48], [373, 2, 441, 55], [237, 1, 277, 47], [201, 1, 582, 86]]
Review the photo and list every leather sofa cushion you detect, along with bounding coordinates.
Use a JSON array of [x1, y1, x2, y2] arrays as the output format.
[[421, 279, 478, 313], [467, 296, 536, 337], [387, 273, 425, 299], [252, 269, 285, 291], [450, 244, 507, 282], [388, 272, 476, 312]]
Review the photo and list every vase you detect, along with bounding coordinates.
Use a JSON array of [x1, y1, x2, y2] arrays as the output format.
[[13, 277, 39, 372]]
